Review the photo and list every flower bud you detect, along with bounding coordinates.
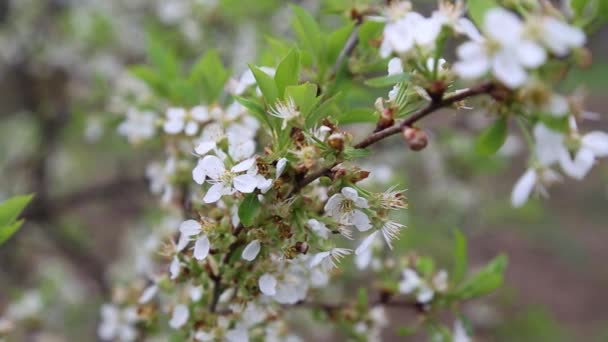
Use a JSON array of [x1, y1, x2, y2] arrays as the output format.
[[402, 127, 428, 151], [295, 241, 309, 254], [328, 133, 345, 152]]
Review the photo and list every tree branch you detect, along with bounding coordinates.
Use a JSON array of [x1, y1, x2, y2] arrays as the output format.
[[294, 82, 496, 191]]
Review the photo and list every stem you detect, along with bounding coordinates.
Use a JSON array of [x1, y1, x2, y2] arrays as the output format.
[[293, 82, 496, 192]]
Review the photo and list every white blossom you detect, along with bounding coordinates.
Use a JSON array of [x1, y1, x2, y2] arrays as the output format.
[[117, 108, 156, 144], [98, 304, 139, 341], [511, 167, 561, 208], [270, 97, 300, 129], [454, 8, 546, 88], [163, 106, 209, 135], [324, 187, 372, 232], [308, 248, 352, 271], [194, 155, 259, 203]]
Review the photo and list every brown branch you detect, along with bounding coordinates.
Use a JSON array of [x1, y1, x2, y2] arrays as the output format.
[[293, 82, 496, 192]]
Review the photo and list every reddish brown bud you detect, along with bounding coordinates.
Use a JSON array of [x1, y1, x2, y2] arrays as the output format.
[[402, 127, 428, 151], [328, 133, 345, 151], [427, 81, 447, 102], [376, 108, 395, 131], [295, 241, 309, 254], [351, 169, 371, 183]]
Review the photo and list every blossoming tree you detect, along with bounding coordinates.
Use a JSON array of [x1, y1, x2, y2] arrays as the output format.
[[1, 0, 607, 341]]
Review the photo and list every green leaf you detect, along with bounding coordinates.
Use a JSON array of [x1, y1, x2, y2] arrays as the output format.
[[467, 0, 499, 28], [358, 21, 385, 48], [190, 49, 229, 103], [475, 117, 508, 156], [130, 65, 166, 96], [0, 194, 34, 227], [356, 288, 368, 312], [364, 73, 410, 88], [571, 0, 589, 17], [336, 108, 378, 124], [539, 114, 569, 133], [275, 49, 301, 98], [285, 83, 318, 116], [327, 23, 355, 66], [234, 96, 274, 130], [306, 92, 343, 128], [250, 65, 279, 104], [454, 254, 508, 300], [147, 36, 180, 80], [291, 5, 324, 61], [0, 219, 24, 245], [238, 193, 261, 227], [169, 79, 200, 106], [452, 229, 468, 285], [416, 257, 435, 277]]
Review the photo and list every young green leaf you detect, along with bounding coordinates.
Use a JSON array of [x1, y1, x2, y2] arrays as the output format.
[[250, 65, 279, 104], [285, 83, 318, 116], [336, 108, 378, 124], [467, 0, 499, 28], [452, 229, 468, 285], [238, 193, 261, 227], [130, 65, 166, 96], [275, 49, 301, 98], [291, 5, 324, 61], [147, 36, 180, 80], [327, 23, 355, 66], [0, 194, 34, 227], [234, 96, 274, 130], [475, 117, 508, 156], [190, 49, 229, 103], [364, 73, 410, 88], [454, 254, 508, 300], [0, 219, 24, 245]]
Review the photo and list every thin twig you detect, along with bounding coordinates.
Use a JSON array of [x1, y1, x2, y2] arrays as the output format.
[[293, 82, 495, 191]]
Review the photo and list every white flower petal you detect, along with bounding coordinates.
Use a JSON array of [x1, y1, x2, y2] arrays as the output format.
[[192, 161, 207, 185], [387, 57, 403, 75], [492, 50, 527, 88], [169, 256, 181, 280], [163, 119, 184, 134], [231, 157, 257, 173], [179, 220, 202, 236], [341, 187, 359, 200], [241, 240, 261, 261], [169, 304, 189, 329], [203, 183, 226, 203], [560, 147, 595, 180], [259, 274, 277, 296], [276, 158, 288, 179], [517, 40, 546, 68], [233, 174, 258, 193], [355, 231, 379, 256], [184, 121, 199, 136], [352, 210, 372, 232], [582, 132, 608, 157], [308, 251, 330, 269], [195, 141, 217, 156], [193, 235, 210, 260], [484, 8, 522, 45], [139, 285, 158, 304], [511, 169, 537, 208], [201, 155, 225, 179]]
